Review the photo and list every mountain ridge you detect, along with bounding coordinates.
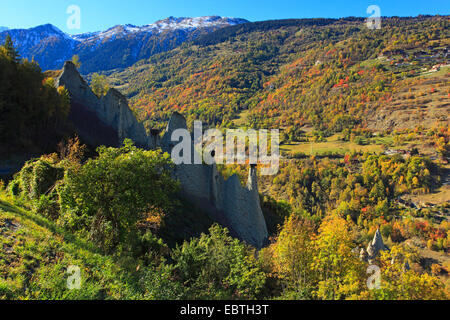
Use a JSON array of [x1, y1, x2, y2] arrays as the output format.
[[71, 16, 249, 42], [0, 16, 248, 73]]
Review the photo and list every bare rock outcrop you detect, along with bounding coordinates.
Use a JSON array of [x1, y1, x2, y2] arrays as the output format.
[[161, 112, 269, 248], [366, 229, 387, 262], [56, 61, 151, 148], [221, 164, 268, 248]]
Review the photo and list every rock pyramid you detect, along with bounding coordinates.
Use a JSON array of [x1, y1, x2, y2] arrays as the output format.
[[366, 229, 387, 262]]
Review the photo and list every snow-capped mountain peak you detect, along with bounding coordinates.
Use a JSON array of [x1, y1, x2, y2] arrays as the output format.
[[0, 16, 248, 73], [150, 16, 248, 31], [71, 24, 142, 42], [71, 16, 248, 42]]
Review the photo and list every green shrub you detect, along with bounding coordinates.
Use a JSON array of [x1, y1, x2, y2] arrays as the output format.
[[139, 263, 184, 300], [7, 158, 64, 221], [172, 224, 266, 300], [35, 194, 60, 220], [58, 140, 178, 252], [8, 159, 64, 201], [8, 180, 21, 196]]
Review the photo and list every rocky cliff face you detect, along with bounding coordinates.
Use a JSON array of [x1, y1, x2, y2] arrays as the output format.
[[160, 113, 269, 248], [56, 61, 151, 148], [59, 62, 268, 248]]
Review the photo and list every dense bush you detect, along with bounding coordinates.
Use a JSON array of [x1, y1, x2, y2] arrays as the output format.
[[58, 140, 178, 252], [172, 225, 266, 299], [8, 157, 64, 219], [7, 140, 179, 253]]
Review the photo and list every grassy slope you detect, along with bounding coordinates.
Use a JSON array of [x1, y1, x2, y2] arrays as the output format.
[[0, 193, 137, 300]]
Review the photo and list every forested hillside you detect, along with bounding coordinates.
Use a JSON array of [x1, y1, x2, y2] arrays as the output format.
[[105, 16, 448, 135], [0, 35, 71, 155]]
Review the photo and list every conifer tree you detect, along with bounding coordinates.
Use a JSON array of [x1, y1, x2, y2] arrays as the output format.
[[3, 34, 20, 63]]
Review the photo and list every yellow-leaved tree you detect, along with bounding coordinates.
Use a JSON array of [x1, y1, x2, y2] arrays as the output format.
[[269, 215, 317, 299], [311, 214, 366, 300]]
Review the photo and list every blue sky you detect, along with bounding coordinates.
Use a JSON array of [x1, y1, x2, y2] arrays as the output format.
[[0, 0, 448, 34]]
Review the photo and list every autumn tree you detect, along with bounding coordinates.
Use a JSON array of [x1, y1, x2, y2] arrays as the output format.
[[91, 73, 110, 97], [57, 135, 87, 165], [71, 54, 81, 69], [311, 214, 366, 299], [270, 215, 317, 299]]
